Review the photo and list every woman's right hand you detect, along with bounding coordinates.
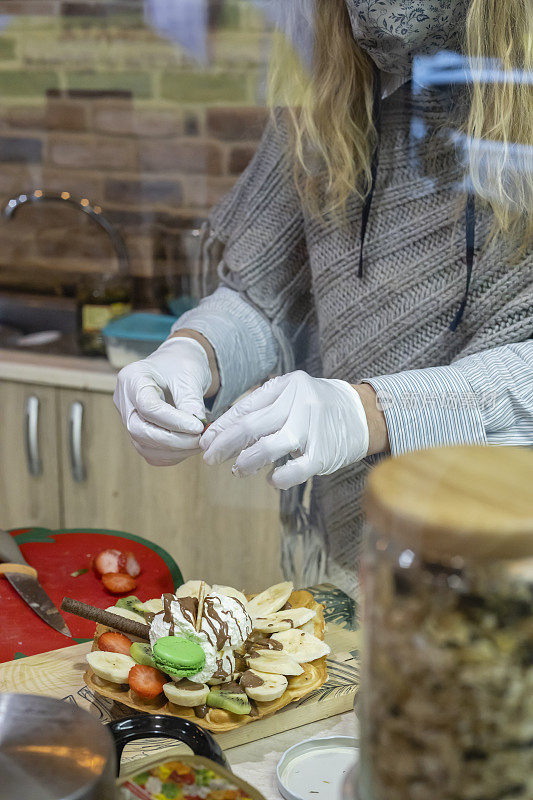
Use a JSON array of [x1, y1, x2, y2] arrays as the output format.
[[113, 336, 212, 466]]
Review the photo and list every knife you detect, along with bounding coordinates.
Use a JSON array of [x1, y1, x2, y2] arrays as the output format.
[[0, 529, 72, 637]]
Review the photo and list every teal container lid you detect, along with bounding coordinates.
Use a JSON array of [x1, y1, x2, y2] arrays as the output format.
[[102, 312, 176, 342]]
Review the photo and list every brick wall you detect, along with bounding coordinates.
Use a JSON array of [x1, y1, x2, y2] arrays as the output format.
[[0, 0, 272, 304]]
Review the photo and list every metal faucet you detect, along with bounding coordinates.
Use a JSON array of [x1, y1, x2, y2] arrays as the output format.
[[2, 190, 130, 273]]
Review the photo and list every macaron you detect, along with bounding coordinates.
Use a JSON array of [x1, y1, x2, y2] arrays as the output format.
[[152, 635, 205, 679]]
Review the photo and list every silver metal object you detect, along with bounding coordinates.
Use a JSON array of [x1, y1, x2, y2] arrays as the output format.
[[68, 400, 86, 482], [277, 736, 359, 800], [3, 191, 130, 274], [0, 693, 116, 800], [24, 395, 42, 477], [0, 528, 72, 637]]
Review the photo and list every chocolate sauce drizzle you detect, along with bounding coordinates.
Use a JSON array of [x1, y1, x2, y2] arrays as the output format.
[[162, 593, 175, 635], [240, 670, 265, 689], [177, 596, 198, 627], [244, 637, 283, 657]]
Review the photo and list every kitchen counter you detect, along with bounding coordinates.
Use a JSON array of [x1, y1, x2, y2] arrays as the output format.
[[0, 347, 117, 393]]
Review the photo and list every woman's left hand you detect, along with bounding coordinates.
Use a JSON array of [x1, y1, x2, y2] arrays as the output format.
[[200, 370, 370, 490]]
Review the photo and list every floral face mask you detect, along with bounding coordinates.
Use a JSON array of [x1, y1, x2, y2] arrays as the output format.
[[345, 0, 469, 76]]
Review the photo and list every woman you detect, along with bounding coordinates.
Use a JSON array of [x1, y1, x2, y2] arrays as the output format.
[[114, 0, 532, 595]]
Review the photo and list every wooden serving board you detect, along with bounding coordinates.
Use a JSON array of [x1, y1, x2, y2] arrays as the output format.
[[0, 584, 359, 763]]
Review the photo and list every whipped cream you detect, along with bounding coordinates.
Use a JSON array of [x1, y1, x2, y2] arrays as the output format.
[[148, 589, 252, 685], [200, 591, 253, 650], [149, 596, 217, 684]]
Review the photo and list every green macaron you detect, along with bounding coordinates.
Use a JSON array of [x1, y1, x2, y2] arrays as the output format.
[[152, 635, 206, 679]]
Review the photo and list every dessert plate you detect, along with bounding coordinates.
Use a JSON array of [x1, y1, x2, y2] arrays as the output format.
[[84, 589, 327, 733]]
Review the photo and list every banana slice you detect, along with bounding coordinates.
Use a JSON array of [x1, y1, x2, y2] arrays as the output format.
[[105, 606, 145, 624], [175, 580, 211, 599], [86, 651, 135, 684], [243, 669, 288, 702], [246, 650, 303, 676], [247, 582, 293, 618], [253, 607, 316, 634], [163, 680, 209, 707], [271, 629, 331, 663], [137, 598, 164, 614], [299, 619, 317, 635], [211, 584, 249, 609]]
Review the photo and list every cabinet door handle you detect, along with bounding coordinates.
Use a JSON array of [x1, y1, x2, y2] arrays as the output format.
[[24, 395, 42, 477], [68, 401, 86, 483]]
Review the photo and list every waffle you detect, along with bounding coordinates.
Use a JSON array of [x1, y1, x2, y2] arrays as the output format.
[[84, 589, 327, 733]]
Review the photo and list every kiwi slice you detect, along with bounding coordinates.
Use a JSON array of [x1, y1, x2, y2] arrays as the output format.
[[130, 642, 156, 668], [206, 686, 251, 716], [115, 596, 142, 614]]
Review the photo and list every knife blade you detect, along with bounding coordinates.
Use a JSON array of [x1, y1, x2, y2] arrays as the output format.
[[0, 528, 72, 637]]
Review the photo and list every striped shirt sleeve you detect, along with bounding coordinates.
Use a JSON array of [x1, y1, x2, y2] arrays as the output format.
[[364, 341, 533, 455]]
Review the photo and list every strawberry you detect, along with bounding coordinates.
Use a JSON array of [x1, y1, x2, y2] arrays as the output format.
[[128, 664, 167, 699], [93, 549, 141, 578], [101, 572, 137, 595], [98, 631, 133, 655]]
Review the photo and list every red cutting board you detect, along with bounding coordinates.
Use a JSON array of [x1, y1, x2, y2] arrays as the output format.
[[0, 528, 183, 663]]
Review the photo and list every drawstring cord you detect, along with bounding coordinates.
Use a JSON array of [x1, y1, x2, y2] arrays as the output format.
[[450, 193, 476, 331], [358, 65, 382, 278]]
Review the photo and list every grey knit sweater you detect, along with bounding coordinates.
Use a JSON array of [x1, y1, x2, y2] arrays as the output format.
[[183, 84, 532, 594]]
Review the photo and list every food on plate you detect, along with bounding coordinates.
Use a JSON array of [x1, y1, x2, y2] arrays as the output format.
[[175, 580, 210, 599], [206, 683, 251, 716], [136, 598, 164, 615], [105, 604, 145, 623], [82, 578, 328, 728], [163, 679, 210, 707], [115, 595, 143, 614], [152, 635, 206, 680], [101, 572, 137, 595], [128, 664, 167, 699], [97, 631, 133, 655], [241, 669, 288, 702], [86, 650, 135, 683], [211, 584, 249, 609], [253, 607, 316, 633], [93, 549, 140, 578], [130, 642, 156, 667], [246, 648, 304, 676], [247, 581, 293, 618], [271, 629, 331, 663]]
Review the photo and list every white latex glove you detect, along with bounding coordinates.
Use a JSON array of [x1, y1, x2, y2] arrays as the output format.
[[113, 337, 212, 466], [200, 370, 369, 490]]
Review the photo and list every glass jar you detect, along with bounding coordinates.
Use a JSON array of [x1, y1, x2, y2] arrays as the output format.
[[357, 445, 533, 800]]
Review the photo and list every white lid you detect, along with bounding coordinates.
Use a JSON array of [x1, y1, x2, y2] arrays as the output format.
[[277, 736, 359, 800]]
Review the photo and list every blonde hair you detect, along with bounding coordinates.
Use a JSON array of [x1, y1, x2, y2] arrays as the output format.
[[268, 0, 532, 250]]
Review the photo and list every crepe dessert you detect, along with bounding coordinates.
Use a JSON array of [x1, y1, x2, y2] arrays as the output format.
[[79, 580, 330, 726]]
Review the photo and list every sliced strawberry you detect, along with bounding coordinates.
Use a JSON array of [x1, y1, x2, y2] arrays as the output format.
[[124, 551, 141, 577], [98, 631, 133, 655], [94, 549, 141, 578], [128, 664, 167, 699], [94, 549, 122, 576], [101, 572, 137, 595]]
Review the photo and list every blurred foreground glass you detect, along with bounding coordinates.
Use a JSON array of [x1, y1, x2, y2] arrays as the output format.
[[357, 445, 533, 800]]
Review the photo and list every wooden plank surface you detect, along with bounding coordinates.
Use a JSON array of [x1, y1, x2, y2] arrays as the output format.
[[0, 616, 359, 762]]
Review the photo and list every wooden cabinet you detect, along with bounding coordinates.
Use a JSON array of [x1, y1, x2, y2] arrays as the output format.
[[0, 360, 282, 590], [0, 380, 61, 529], [58, 389, 282, 589]]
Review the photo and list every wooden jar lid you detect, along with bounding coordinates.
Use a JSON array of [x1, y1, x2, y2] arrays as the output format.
[[363, 446, 533, 561]]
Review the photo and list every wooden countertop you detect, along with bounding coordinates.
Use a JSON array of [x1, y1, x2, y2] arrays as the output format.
[[0, 348, 117, 393]]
